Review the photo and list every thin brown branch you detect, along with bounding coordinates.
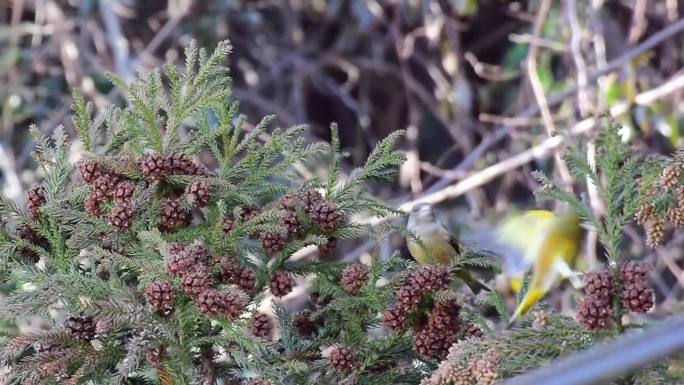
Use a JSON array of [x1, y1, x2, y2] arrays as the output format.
[[526, 0, 574, 188], [200, 346, 215, 385]]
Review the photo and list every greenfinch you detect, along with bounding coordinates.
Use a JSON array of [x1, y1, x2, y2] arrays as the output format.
[[407, 203, 490, 294], [497, 210, 583, 325]]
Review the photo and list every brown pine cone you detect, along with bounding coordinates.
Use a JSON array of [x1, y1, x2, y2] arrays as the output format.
[[159, 198, 189, 231], [183, 243, 211, 265], [181, 268, 213, 297], [113, 180, 135, 204], [65, 315, 96, 341], [282, 209, 301, 237], [635, 204, 653, 225], [168, 241, 185, 256], [16, 223, 46, 261], [269, 271, 295, 297], [532, 310, 549, 330], [138, 153, 168, 181], [279, 193, 304, 211], [221, 292, 246, 319], [667, 207, 684, 227], [293, 312, 317, 337], [215, 258, 256, 291], [249, 313, 273, 339], [84, 193, 102, 216], [233, 266, 257, 292], [310, 200, 342, 231], [16, 223, 43, 245], [261, 232, 286, 254], [462, 323, 484, 339], [395, 285, 423, 312], [318, 237, 337, 255], [26, 185, 46, 219], [166, 153, 205, 175], [621, 281, 654, 313], [215, 257, 238, 282], [660, 165, 680, 189], [427, 300, 461, 331], [302, 190, 324, 214], [145, 346, 166, 367], [409, 265, 451, 293], [77, 159, 105, 184], [185, 179, 211, 207], [194, 289, 224, 316], [222, 216, 236, 235], [145, 280, 176, 315], [577, 297, 612, 330], [340, 264, 369, 295], [413, 327, 453, 359], [584, 270, 615, 302], [646, 216, 665, 248], [109, 203, 134, 230], [92, 174, 120, 199], [620, 261, 650, 286], [329, 346, 356, 373], [677, 186, 684, 206], [239, 206, 260, 222], [383, 306, 407, 331], [245, 378, 273, 385], [469, 347, 500, 385], [166, 252, 200, 277], [194, 290, 244, 318]]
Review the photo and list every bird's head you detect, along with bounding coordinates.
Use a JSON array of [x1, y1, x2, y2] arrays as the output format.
[[409, 202, 437, 227]]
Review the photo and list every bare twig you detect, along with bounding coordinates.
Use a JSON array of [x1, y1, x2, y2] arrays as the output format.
[[478, 113, 560, 127], [509, 33, 568, 52], [627, 0, 648, 43], [565, 0, 592, 117], [98, 0, 131, 80], [464, 52, 519, 82], [526, 0, 574, 188]]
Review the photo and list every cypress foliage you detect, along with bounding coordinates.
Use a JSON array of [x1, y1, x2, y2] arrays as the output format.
[[1, 42, 683, 385]]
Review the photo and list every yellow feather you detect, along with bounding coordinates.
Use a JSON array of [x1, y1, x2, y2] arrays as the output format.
[[506, 212, 582, 323]]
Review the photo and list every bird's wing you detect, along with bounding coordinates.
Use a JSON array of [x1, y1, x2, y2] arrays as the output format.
[[447, 233, 463, 255], [497, 210, 556, 264]]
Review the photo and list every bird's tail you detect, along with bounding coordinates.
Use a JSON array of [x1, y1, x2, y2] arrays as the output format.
[[455, 271, 491, 294], [506, 288, 545, 329], [466, 279, 491, 295]]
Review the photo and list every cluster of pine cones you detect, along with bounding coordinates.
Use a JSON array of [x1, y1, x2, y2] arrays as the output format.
[[78, 152, 209, 232], [151, 241, 256, 318], [64, 314, 97, 341], [577, 261, 654, 330], [383, 265, 484, 359], [221, 190, 342, 256], [635, 164, 684, 247], [14, 185, 49, 262], [421, 345, 500, 385]]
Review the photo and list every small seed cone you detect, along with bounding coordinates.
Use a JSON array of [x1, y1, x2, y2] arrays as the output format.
[[340, 264, 369, 295], [329, 346, 356, 373], [577, 297, 612, 330], [660, 165, 680, 189], [269, 271, 295, 297], [645, 216, 665, 248]]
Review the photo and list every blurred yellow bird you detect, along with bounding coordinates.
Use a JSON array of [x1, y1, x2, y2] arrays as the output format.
[[406, 203, 490, 294], [497, 210, 583, 326]]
